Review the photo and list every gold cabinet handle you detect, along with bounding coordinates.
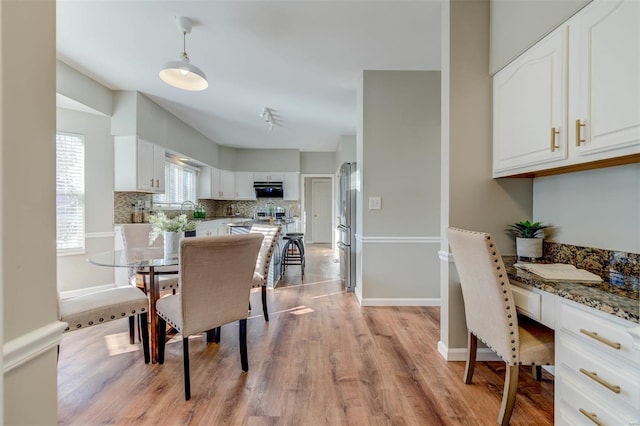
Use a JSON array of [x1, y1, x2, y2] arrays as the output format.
[[575, 119, 585, 146], [550, 127, 560, 152], [579, 408, 604, 426], [580, 328, 621, 349], [155, 179, 159, 188], [579, 368, 621, 393]]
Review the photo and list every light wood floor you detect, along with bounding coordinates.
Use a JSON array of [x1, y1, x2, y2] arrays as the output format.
[[58, 244, 553, 425]]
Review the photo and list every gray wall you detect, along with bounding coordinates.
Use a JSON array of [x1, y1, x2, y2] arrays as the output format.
[[441, 0, 534, 354], [235, 148, 300, 172], [300, 152, 336, 174], [56, 108, 116, 291], [358, 70, 442, 302], [534, 164, 640, 253], [335, 134, 356, 172], [490, 0, 591, 73], [2, 1, 59, 423], [57, 60, 113, 116], [362, 71, 441, 237], [111, 91, 220, 167]]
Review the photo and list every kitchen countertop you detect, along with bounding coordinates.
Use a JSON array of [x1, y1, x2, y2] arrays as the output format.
[[504, 256, 639, 324], [227, 218, 297, 227]]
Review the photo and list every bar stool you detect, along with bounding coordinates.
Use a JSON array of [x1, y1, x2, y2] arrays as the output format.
[[281, 233, 305, 279]]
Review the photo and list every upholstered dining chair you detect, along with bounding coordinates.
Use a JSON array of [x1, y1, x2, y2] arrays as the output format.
[[447, 227, 554, 426], [59, 286, 150, 363], [156, 233, 263, 400], [249, 223, 281, 321]]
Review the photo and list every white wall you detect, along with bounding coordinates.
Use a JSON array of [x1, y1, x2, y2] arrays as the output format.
[[2, 1, 61, 423], [490, 0, 590, 73], [56, 108, 116, 291], [534, 164, 640, 253], [358, 70, 441, 304]]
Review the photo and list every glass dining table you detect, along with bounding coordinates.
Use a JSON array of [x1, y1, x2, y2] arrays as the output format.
[[88, 247, 178, 363]]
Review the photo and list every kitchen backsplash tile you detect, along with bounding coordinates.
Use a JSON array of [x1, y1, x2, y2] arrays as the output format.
[[114, 192, 218, 223], [215, 199, 301, 218]]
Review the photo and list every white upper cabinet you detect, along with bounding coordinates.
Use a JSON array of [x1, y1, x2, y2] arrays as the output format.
[[114, 136, 165, 193], [253, 172, 284, 182], [571, 0, 640, 158], [493, 27, 569, 177], [283, 172, 300, 200], [235, 172, 256, 200], [493, 0, 639, 178]]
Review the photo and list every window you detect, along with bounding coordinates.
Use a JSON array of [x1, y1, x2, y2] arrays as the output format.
[[153, 159, 197, 208], [56, 132, 85, 254]]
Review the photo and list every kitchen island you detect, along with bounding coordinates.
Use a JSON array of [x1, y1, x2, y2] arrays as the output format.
[[228, 218, 302, 288]]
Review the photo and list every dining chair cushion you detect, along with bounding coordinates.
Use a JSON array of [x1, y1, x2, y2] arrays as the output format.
[[517, 317, 554, 365], [60, 286, 149, 332]]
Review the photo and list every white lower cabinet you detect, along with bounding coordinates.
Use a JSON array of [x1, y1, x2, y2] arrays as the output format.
[[555, 299, 640, 425]]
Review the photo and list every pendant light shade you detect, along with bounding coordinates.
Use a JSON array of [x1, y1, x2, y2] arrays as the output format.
[[159, 17, 208, 91]]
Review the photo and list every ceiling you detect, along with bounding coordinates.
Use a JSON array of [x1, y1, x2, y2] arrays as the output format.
[[57, 1, 441, 152]]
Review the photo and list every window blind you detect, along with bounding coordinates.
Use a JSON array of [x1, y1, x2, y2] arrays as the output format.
[[56, 133, 85, 254], [153, 159, 197, 207]]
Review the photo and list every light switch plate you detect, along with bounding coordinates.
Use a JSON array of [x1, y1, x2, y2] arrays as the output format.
[[368, 196, 382, 210]]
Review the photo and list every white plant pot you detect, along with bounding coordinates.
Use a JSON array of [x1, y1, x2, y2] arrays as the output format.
[[163, 231, 182, 261], [516, 237, 543, 260]]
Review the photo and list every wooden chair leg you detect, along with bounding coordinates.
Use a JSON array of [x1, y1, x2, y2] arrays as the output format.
[[129, 316, 136, 344], [139, 313, 150, 364], [261, 285, 269, 321], [463, 331, 477, 384], [532, 365, 542, 381], [239, 319, 248, 372], [206, 329, 215, 343], [157, 317, 167, 364], [183, 337, 191, 400], [498, 364, 519, 426]]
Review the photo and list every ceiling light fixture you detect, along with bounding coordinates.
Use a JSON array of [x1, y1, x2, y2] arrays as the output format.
[[159, 16, 208, 91], [260, 107, 276, 131]]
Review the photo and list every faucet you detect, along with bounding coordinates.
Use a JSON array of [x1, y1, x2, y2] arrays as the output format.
[[179, 200, 196, 215]]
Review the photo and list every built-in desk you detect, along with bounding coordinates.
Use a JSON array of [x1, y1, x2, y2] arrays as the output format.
[[503, 256, 640, 425]]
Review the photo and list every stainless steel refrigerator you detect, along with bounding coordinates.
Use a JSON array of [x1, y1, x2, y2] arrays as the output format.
[[337, 162, 356, 292]]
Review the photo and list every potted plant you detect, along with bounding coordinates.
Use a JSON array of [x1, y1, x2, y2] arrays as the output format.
[[507, 220, 549, 260], [148, 212, 197, 258]]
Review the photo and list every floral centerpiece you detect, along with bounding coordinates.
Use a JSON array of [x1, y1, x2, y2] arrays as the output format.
[[148, 212, 197, 245]]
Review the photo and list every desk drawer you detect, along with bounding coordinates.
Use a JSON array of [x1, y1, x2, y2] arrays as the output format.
[[558, 331, 640, 412], [511, 284, 541, 320], [557, 372, 639, 426], [558, 300, 638, 366]]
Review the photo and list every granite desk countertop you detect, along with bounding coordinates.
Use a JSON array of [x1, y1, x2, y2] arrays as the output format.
[[503, 256, 639, 324], [227, 218, 297, 227]]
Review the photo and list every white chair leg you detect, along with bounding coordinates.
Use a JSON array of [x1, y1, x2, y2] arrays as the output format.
[[498, 364, 519, 426]]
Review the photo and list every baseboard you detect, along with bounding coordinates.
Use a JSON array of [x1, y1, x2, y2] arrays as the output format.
[[59, 283, 117, 300], [3, 321, 68, 373], [360, 298, 440, 307], [437, 341, 502, 362]]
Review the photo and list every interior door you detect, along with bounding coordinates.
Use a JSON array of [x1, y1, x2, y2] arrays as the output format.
[[311, 179, 332, 243]]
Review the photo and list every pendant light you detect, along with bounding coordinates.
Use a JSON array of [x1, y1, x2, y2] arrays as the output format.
[[159, 16, 208, 91]]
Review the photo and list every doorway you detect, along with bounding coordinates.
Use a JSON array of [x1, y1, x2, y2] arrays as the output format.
[[302, 175, 334, 244]]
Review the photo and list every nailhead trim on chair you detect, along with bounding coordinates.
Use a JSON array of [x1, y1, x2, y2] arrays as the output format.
[[485, 233, 520, 364]]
